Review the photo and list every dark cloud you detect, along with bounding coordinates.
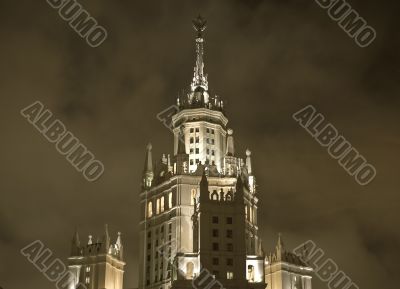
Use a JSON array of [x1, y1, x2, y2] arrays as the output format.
[[0, 0, 399, 288]]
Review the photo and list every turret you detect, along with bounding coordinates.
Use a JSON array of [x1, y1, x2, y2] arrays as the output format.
[[199, 170, 209, 203], [102, 224, 111, 254], [175, 126, 189, 175], [143, 143, 154, 189], [70, 227, 81, 256]]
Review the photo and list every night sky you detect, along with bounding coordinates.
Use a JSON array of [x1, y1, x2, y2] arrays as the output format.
[[1, 0, 399, 289]]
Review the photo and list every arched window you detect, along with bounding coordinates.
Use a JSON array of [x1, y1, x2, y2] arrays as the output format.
[[160, 196, 165, 213], [168, 192, 173, 208], [211, 191, 219, 201], [186, 262, 194, 279], [147, 201, 153, 218], [190, 189, 197, 205], [225, 192, 233, 201], [156, 198, 160, 214]]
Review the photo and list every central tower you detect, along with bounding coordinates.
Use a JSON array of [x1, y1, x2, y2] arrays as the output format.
[[139, 16, 265, 289]]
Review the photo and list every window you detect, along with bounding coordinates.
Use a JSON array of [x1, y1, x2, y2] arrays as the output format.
[[156, 198, 160, 214], [195, 148, 199, 154], [168, 223, 172, 233], [212, 216, 219, 224], [190, 148, 194, 153], [227, 217, 233, 224], [211, 139, 215, 145], [195, 128, 199, 132], [190, 159, 194, 165], [227, 258, 233, 266], [160, 196, 165, 213], [212, 258, 219, 265], [211, 150, 215, 156], [212, 243, 219, 251], [147, 254, 150, 261], [227, 243, 233, 251], [147, 243, 151, 249], [186, 262, 194, 279], [195, 137, 199, 143], [248, 265, 254, 282], [195, 159, 199, 164], [190, 128, 194, 133], [206, 149, 210, 154], [190, 137, 194, 144], [212, 229, 219, 237], [86, 266, 90, 272], [206, 128, 210, 133], [206, 138, 209, 144], [211, 129, 215, 134], [191, 189, 197, 205], [226, 230, 233, 238], [213, 271, 219, 278], [227, 272, 233, 280], [147, 202, 153, 218], [168, 192, 173, 208], [85, 277, 90, 284], [147, 231, 151, 238]]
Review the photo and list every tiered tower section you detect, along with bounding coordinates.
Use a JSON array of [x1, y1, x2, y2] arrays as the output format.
[[139, 16, 264, 289]]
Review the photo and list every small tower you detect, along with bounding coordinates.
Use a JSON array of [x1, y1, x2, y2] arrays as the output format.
[[224, 129, 238, 176], [265, 234, 313, 289], [68, 225, 125, 289]]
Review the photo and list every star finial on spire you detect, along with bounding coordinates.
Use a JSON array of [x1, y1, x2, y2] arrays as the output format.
[[192, 15, 207, 38]]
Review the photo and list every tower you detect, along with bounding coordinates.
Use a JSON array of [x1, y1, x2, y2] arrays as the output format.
[[139, 16, 265, 289], [68, 225, 125, 289], [265, 234, 313, 289]]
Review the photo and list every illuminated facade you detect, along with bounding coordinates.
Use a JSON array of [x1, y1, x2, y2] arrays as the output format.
[[139, 16, 265, 289], [68, 225, 125, 289]]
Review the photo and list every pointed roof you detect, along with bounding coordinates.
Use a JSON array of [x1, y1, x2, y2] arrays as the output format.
[[143, 143, 153, 173], [226, 129, 235, 156]]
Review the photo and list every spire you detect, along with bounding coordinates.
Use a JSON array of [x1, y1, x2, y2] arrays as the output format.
[[116, 232, 124, 260], [199, 169, 209, 202], [226, 129, 235, 156], [102, 224, 110, 253], [70, 227, 81, 256], [246, 149, 252, 175], [191, 15, 208, 91], [143, 143, 154, 188], [276, 233, 285, 261]]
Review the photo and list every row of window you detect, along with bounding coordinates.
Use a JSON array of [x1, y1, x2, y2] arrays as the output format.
[[147, 193, 173, 218], [189, 137, 215, 145], [212, 271, 234, 280], [212, 229, 233, 238], [189, 148, 216, 155], [212, 257, 233, 266], [189, 128, 215, 134], [212, 216, 233, 224], [212, 242, 233, 251]]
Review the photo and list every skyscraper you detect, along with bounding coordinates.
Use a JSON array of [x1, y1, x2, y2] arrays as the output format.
[[139, 15, 265, 289]]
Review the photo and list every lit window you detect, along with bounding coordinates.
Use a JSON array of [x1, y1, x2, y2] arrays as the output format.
[[86, 266, 90, 272], [160, 196, 165, 213], [227, 271, 233, 279], [195, 137, 199, 143], [156, 198, 160, 214], [191, 189, 197, 205], [85, 277, 90, 284], [195, 148, 199, 154], [148, 202, 153, 218], [168, 192, 173, 208]]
